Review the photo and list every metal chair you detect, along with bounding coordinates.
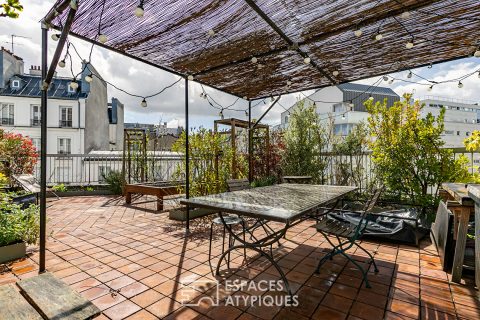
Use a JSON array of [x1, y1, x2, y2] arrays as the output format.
[[315, 187, 383, 288], [208, 213, 246, 273]]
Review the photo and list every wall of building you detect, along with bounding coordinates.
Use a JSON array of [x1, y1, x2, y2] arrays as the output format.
[[0, 48, 24, 89]]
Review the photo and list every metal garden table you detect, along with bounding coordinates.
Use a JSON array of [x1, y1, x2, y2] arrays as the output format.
[[181, 184, 357, 295]]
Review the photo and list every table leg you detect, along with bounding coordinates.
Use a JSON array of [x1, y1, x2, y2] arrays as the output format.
[[125, 192, 132, 204], [452, 208, 470, 283], [156, 196, 163, 211]]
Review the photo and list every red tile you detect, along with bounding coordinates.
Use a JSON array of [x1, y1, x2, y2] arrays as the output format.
[[103, 300, 141, 320]]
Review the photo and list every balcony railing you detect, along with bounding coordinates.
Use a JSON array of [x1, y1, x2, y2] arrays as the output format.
[[0, 118, 14, 125], [31, 119, 41, 126], [59, 120, 72, 127]]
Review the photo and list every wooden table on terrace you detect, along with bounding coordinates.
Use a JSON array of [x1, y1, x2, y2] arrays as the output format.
[[440, 183, 477, 283], [181, 184, 357, 295]]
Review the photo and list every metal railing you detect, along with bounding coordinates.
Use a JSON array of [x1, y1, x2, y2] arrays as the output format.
[[33, 153, 183, 186], [31, 119, 41, 126], [59, 120, 72, 127]]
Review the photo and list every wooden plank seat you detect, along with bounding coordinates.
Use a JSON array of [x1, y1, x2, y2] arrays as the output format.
[[0, 284, 43, 320], [17, 272, 101, 320], [226, 178, 250, 191], [124, 181, 184, 211]]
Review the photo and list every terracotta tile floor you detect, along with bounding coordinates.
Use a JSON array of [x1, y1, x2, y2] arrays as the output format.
[[1, 195, 479, 320]]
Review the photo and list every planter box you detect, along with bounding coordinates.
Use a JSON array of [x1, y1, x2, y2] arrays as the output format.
[[169, 207, 219, 221], [0, 242, 26, 264], [11, 193, 36, 208]]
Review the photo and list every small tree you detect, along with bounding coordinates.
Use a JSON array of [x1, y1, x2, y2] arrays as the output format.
[[0, 129, 38, 178], [282, 100, 330, 183], [366, 94, 463, 208]]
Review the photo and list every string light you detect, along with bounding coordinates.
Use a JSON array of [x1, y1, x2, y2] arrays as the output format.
[[245, 110, 248, 117], [407, 70, 413, 79], [286, 80, 292, 86], [219, 110, 224, 119], [98, 34, 108, 44], [458, 81, 463, 88], [406, 40, 414, 49], [354, 28, 362, 37], [427, 63, 433, 69], [85, 73, 93, 83], [388, 78, 394, 84], [134, 0, 144, 18], [304, 57, 311, 64], [208, 29, 215, 36], [187, 75, 194, 81], [332, 70, 339, 76], [69, 78, 78, 90], [243, 96, 248, 100], [342, 113, 346, 120], [475, 49, 480, 58], [375, 33, 383, 41], [428, 84, 433, 91], [51, 34, 60, 41], [58, 60, 66, 68], [141, 98, 147, 107], [251, 57, 258, 63], [383, 76, 389, 81]]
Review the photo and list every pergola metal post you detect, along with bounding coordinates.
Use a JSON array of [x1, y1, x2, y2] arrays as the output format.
[[39, 23, 48, 273], [248, 100, 253, 183], [185, 78, 190, 231]]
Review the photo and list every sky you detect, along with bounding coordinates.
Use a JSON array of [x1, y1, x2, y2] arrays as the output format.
[[1, 0, 480, 129]]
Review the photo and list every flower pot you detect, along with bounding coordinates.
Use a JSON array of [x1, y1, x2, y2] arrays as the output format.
[[0, 242, 26, 264]]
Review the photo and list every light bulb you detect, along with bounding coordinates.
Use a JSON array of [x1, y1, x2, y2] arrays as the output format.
[[304, 57, 311, 64], [98, 34, 107, 44], [51, 34, 60, 41], [368, 96, 374, 101], [474, 50, 480, 58], [375, 33, 383, 41], [58, 60, 66, 68], [407, 71, 412, 79], [219, 110, 224, 119], [478, 72, 480, 79], [69, 79, 78, 89], [383, 76, 389, 81], [401, 11, 410, 19], [85, 74, 93, 83], [134, 5, 144, 18], [243, 96, 248, 100], [141, 98, 147, 107], [187, 75, 194, 81], [428, 63, 433, 69], [245, 110, 248, 117], [458, 81, 463, 88], [286, 80, 292, 86], [388, 79, 394, 84], [208, 29, 215, 36], [428, 85, 433, 91], [341, 114, 346, 120], [251, 57, 257, 63], [348, 102, 354, 109], [333, 70, 339, 76], [354, 29, 362, 37], [406, 41, 414, 49], [257, 63, 264, 69]]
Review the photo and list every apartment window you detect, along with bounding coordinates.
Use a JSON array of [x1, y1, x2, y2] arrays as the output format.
[[98, 166, 111, 183], [466, 132, 470, 136], [457, 131, 460, 136], [59, 106, 72, 127], [31, 138, 41, 151], [11, 80, 20, 89], [444, 130, 454, 135], [0, 103, 14, 125], [31, 105, 41, 126], [284, 116, 288, 124], [57, 138, 71, 154]]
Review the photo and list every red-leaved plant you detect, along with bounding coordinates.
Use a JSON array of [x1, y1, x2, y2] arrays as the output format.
[[0, 129, 38, 176]]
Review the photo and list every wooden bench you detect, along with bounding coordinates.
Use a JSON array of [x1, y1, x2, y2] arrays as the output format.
[[124, 181, 183, 211]]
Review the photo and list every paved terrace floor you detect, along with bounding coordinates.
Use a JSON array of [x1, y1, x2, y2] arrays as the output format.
[[0, 195, 479, 320]]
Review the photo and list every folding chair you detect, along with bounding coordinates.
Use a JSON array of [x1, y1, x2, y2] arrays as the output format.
[[315, 187, 383, 288]]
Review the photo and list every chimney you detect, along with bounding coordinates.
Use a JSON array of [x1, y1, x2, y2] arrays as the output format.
[[29, 65, 41, 76]]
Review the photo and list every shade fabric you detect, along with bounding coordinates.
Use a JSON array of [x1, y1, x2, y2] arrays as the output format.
[[47, 0, 480, 99]]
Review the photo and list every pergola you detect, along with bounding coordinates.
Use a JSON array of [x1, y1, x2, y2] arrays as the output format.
[[37, 0, 480, 272]]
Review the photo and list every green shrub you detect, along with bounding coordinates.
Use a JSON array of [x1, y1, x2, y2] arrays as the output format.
[[52, 184, 67, 192], [103, 171, 124, 194], [251, 176, 277, 188], [0, 195, 39, 246]]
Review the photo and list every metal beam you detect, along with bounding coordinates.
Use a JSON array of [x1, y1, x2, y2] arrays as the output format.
[[195, 0, 438, 78], [248, 101, 252, 183], [185, 77, 190, 232], [43, 0, 72, 26], [252, 96, 280, 129], [243, 0, 335, 84]]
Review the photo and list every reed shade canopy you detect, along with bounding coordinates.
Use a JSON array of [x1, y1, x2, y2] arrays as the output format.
[[46, 0, 480, 100]]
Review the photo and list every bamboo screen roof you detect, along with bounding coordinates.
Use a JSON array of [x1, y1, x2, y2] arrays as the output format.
[[48, 0, 480, 100]]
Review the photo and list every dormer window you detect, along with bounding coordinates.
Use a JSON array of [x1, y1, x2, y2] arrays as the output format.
[[11, 80, 20, 89], [67, 85, 76, 93]]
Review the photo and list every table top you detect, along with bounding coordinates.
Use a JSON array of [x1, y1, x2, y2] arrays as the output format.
[[181, 184, 357, 223], [283, 176, 313, 180], [442, 183, 479, 206]]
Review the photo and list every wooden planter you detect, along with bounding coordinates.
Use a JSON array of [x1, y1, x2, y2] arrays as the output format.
[[0, 242, 26, 264]]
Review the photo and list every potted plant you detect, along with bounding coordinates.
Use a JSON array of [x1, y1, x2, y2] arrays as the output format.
[[0, 194, 40, 263]]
